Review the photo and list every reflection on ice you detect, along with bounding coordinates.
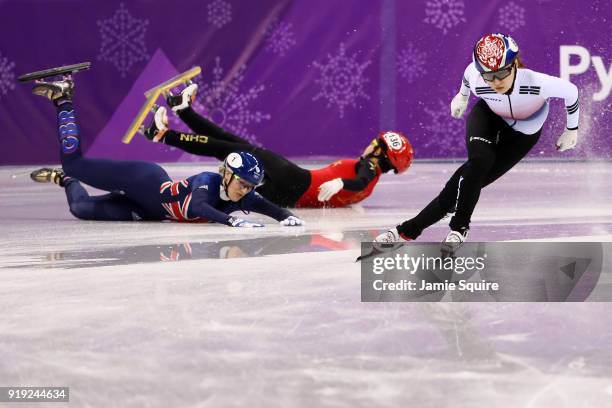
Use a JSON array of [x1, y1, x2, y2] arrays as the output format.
[[6, 231, 375, 269]]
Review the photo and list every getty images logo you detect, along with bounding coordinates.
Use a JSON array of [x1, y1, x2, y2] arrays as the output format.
[[560, 46, 611, 101]]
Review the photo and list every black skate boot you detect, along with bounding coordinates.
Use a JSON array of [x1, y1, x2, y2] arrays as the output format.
[[30, 168, 66, 187], [165, 82, 198, 112], [141, 105, 169, 142], [32, 78, 74, 106]]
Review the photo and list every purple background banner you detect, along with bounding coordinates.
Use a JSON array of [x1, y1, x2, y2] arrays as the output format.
[[0, 0, 610, 165]]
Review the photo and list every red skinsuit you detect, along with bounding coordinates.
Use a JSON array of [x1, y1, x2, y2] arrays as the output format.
[[295, 159, 381, 208]]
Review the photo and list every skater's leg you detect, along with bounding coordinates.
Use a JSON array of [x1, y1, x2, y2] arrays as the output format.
[[161, 129, 252, 161], [482, 129, 541, 187], [447, 101, 502, 233], [165, 83, 249, 144], [447, 137, 496, 233], [56, 102, 171, 211], [397, 165, 467, 239], [397, 100, 500, 239], [162, 127, 308, 189], [64, 179, 147, 221], [252, 147, 311, 207], [177, 108, 249, 144], [156, 125, 308, 206]]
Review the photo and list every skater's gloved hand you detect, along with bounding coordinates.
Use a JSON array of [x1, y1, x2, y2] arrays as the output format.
[[556, 128, 578, 152], [450, 92, 469, 119], [280, 215, 305, 227], [229, 216, 264, 228], [318, 178, 343, 202]]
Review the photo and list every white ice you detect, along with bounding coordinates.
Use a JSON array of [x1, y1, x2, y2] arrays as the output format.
[[1, 160, 612, 407]]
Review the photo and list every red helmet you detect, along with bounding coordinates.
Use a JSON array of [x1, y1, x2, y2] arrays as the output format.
[[378, 131, 413, 174]]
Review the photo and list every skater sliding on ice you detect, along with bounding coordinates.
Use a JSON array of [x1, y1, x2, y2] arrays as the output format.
[[374, 33, 580, 248], [27, 72, 304, 228], [141, 83, 414, 208]]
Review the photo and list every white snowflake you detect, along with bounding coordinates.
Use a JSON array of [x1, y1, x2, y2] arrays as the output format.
[[207, 0, 232, 29], [0, 51, 15, 97], [97, 3, 149, 78], [423, 0, 466, 35], [397, 43, 427, 83], [265, 20, 296, 57], [312, 43, 372, 118], [421, 99, 466, 157], [499, 1, 526, 32], [193, 57, 270, 145]]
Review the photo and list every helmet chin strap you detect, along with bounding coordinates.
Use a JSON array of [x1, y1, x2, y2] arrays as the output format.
[[221, 167, 236, 201]]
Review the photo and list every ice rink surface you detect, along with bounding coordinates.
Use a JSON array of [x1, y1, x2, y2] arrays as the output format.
[[1, 160, 612, 407]]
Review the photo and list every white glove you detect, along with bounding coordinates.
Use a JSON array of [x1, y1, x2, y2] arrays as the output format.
[[229, 217, 264, 228], [556, 129, 578, 152], [280, 215, 305, 227], [318, 178, 344, 202], [450, 93, 469, 119]]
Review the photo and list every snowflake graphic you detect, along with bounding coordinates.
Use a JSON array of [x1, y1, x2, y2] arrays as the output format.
[[0, 51, 15, 97], [265, 20, 297, 57], [422, 99, 466, 156], [499, 1, 526, 32], [97, 3, 149, 78], [312, 43, 372, 118], [207, 0, 232, 29], [397, 43, 427, 83], [423, 0, 466, 35], [193, 57, 270, 145]]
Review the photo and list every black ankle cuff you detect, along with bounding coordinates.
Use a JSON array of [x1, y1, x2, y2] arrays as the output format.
[[397, 221, 422, 240]]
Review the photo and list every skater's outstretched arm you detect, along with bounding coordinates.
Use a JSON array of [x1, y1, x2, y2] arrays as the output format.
[[341, 158, 379, 192], [188, 188, 244, 225], [537, 72, 580, 151], [243, 192, 304, 226], [318, 158, 380, 202]]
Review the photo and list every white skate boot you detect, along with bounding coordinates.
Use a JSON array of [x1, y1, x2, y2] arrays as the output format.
[[165, 82, 198, 112], [142, 105, 169, 142]]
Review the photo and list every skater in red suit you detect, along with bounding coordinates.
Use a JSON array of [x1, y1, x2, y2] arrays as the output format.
[[142, 83, 413, 208]]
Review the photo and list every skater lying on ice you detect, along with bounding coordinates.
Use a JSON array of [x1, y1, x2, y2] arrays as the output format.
[[375, 33, 580, 248], [29, 77, 304, 228], [140, 83, 414, 208]]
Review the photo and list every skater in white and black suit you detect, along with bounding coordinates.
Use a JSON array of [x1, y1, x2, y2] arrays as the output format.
[[375, 33, 580, 246]]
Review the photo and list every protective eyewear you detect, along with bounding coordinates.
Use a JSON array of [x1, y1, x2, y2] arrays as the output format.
[[233, 175, 256, 192], [481, 65, 514, 82]]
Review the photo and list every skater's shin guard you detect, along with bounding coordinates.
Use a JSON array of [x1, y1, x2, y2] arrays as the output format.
[[57, 103, 82, 162]]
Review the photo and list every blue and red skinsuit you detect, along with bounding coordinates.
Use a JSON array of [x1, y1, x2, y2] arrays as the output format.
[[56, 103, 291, 224]]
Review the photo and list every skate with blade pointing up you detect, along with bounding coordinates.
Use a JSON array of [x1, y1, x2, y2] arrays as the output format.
[[122, 66, 202, 144]]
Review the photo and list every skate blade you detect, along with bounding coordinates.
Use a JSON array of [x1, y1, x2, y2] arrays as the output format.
[[18, 62, 91, 82]]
